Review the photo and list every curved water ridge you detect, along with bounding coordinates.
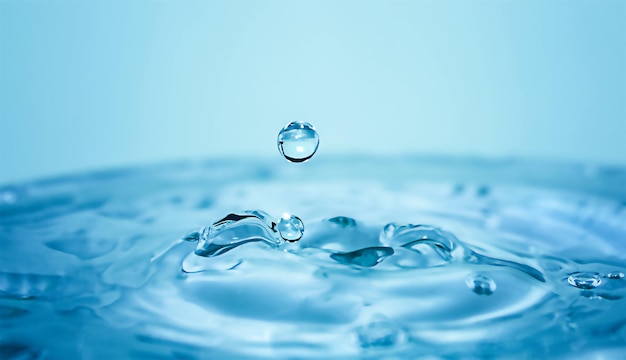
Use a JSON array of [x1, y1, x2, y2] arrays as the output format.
[[1, 158, 625, 359]]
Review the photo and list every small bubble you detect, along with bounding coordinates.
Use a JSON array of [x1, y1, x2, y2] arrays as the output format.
[[466, 273, 496, 295], [567, 272, 602, 289], [277, 213, 304, 242], [607, 272, 624, 280], [277, 121, 319, 163]]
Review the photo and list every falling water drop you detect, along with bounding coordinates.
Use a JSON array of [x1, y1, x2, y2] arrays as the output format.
[[466, 273, 497, 295], [277, 121, 319, 163], [567, 272, 602, 289], [277, 213, 304, 242]]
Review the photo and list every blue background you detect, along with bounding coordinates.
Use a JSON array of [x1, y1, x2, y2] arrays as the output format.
[[1, 0, 625, 184]]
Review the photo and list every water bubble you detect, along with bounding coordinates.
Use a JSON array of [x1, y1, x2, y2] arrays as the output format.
[[607, 272, 624, 280], [466, 273, 497, 295], [277, 121, 319, 163], [277, 213, 304, 242], [567, 272, 602, 289]]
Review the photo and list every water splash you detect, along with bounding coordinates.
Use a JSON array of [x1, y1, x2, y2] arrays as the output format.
[[179, 210, 301, 258], [1, 158, 625, 358], [568, 272, 602, 289], [466, 273, 497, 295]]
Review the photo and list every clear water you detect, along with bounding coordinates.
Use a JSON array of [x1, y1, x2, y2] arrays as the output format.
[[1, 157, 625, 359], [277, 121, 319, 163]]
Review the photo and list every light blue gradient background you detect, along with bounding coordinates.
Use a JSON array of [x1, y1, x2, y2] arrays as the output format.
[[1, 0, 625, 184]]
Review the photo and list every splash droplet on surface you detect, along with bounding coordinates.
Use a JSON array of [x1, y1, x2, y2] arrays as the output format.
[[330, 246, 394, 267], [607, 272, 624, 280], [193, 211, 284, 257], [466, 273, 497, 295], [277, 213, 304, 242], [277, 121, 319, 163], [567, 272, 602, 289]]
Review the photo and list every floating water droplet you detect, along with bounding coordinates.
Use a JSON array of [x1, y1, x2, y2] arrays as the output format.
[[277, 213, 304, 242], [327, 216, 357, 228], [466, 273, 497, 295], [607, 272, 624, 280], [277, 121, 319, 163], [567, 272, 602, 289], [330, 246, 394, 267]]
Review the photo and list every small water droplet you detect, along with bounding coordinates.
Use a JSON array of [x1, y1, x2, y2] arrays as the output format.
[[607, 272, 624, 280], [381, 223, 399, 240], [277, 121, 319, 163], [466, 273, 496, 295], [277, 213, 304, 242], [567, 272, 602, 289]]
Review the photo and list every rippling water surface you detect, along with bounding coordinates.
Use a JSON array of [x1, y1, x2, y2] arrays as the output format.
[[1, 157, 625, 359]]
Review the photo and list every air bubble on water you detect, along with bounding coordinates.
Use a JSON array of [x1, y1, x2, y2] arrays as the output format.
[[567, 272, 602, 289], [466, 273, 497, 295], [607, 272, 624, 280], [277, 121, 319, 163], [277, 213, 304, 242]]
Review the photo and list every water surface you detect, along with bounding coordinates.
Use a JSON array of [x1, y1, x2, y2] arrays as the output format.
[[1, 157, 625, 359]]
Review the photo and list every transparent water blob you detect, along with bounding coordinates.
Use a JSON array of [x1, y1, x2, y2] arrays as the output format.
[[277, 213, 305, 242], [466, 273, 497, 295], [277, 121, 319, 163], [567, 272, 602, 289], [180, 210, 304, 258]]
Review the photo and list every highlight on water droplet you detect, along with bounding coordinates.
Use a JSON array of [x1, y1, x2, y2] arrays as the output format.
[[466, 273, 496, 295], [277, 121, 319, 163], [567, 272, 602, 289], [277, 213, 304, 242], [607, 272, 624, 280]]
